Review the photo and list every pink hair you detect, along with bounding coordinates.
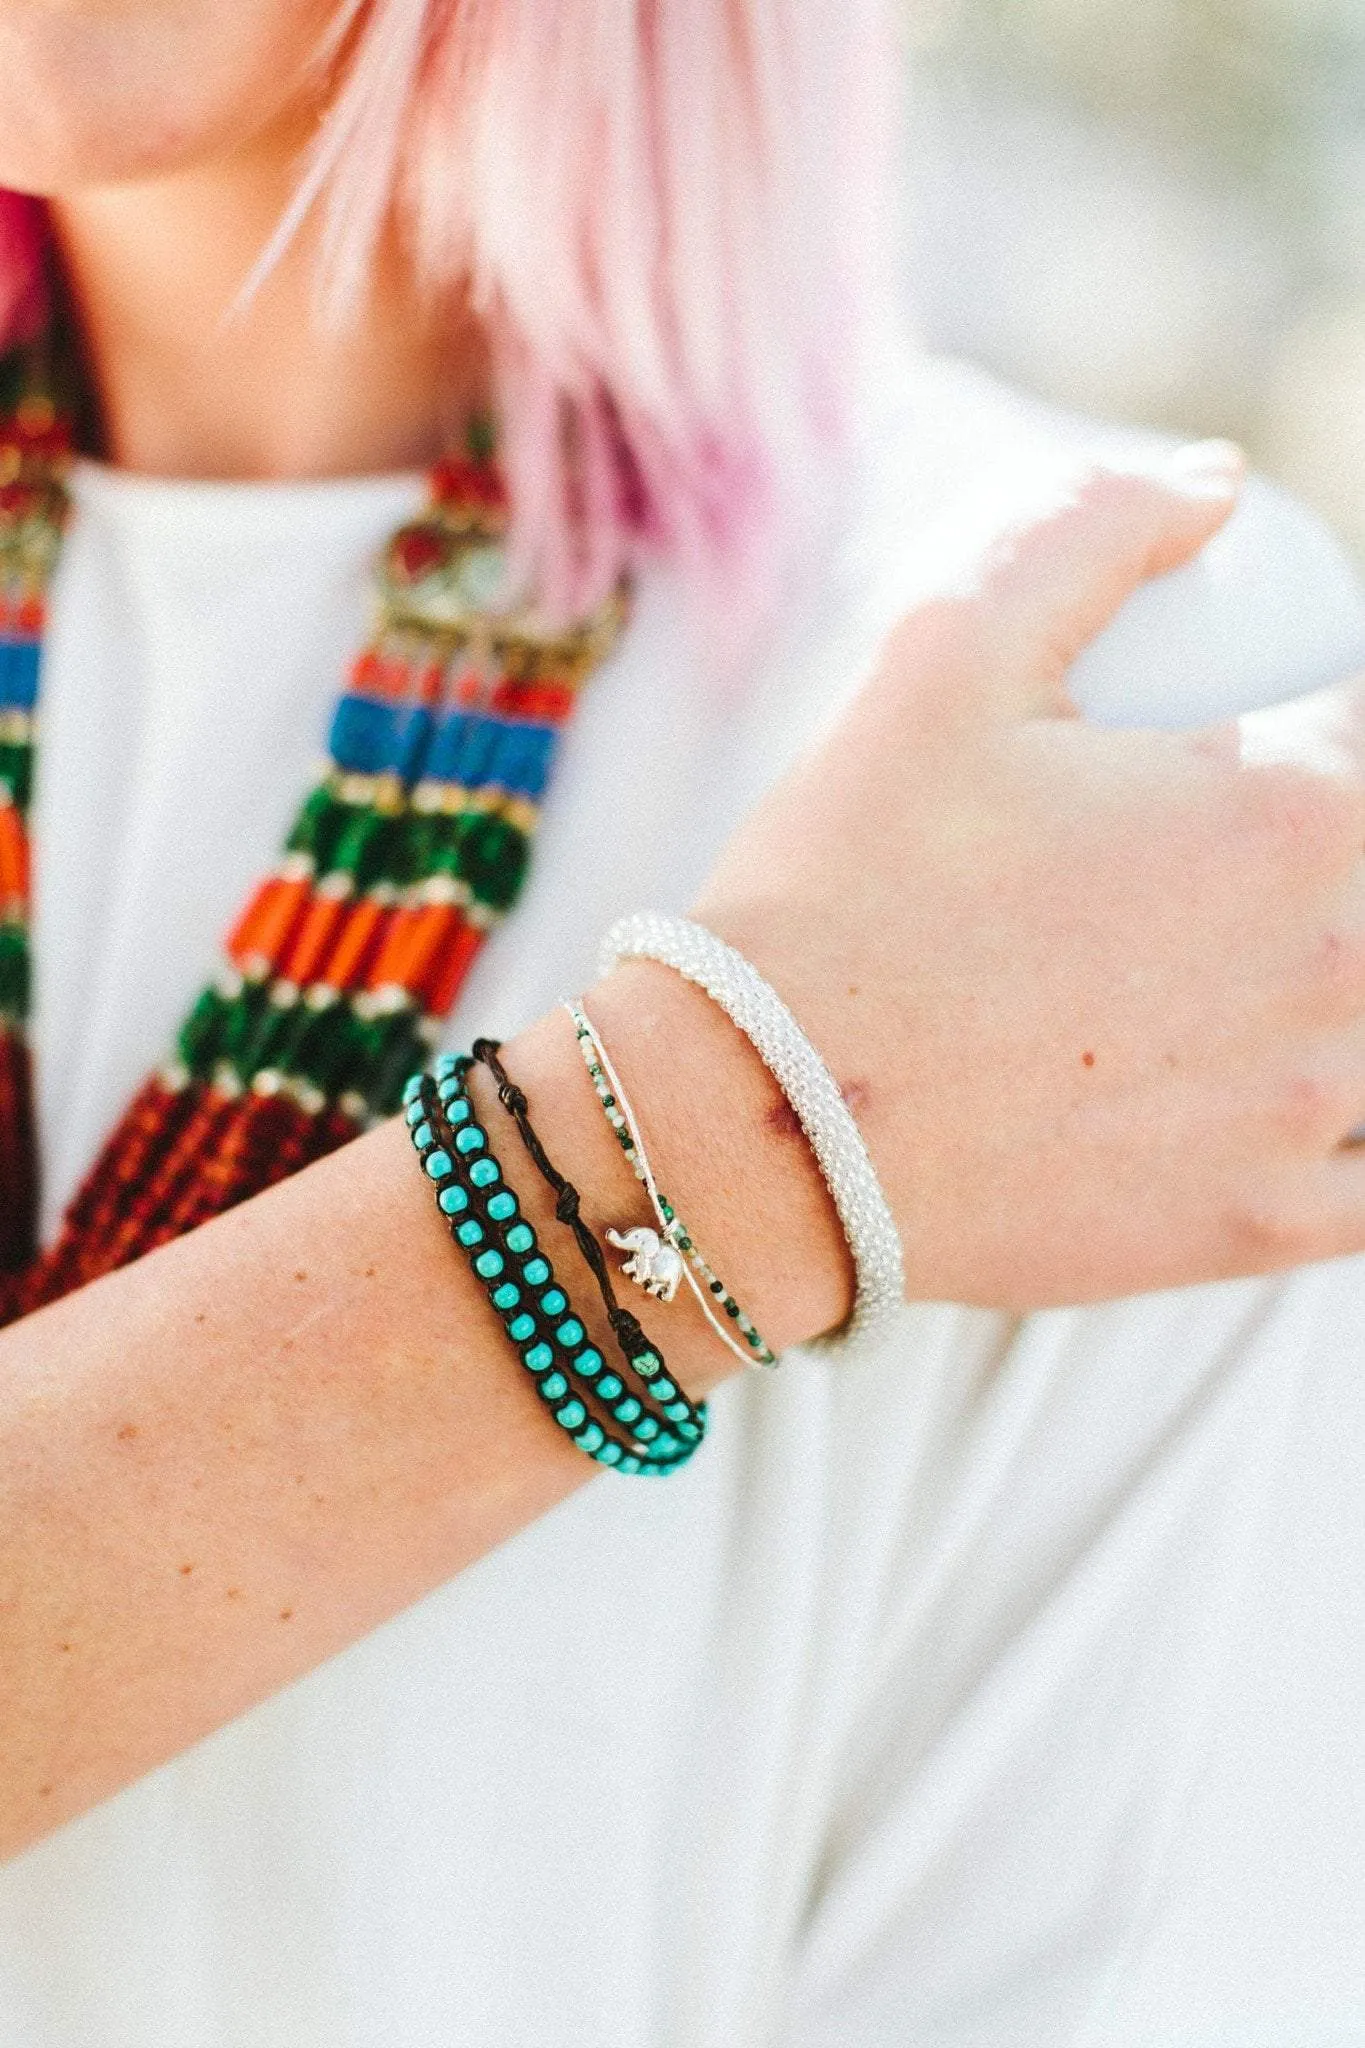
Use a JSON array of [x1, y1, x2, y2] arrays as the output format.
[[1, 2, 901, 629]]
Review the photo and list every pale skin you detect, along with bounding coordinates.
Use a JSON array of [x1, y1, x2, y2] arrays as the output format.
[[5, 1, 1365, 1863]]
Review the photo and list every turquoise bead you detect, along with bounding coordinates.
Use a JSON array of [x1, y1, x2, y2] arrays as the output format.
[[522, 1256, 550, 1286], [597, 1374, 623, 1401], [423, 1148, 454, 1179], [556, 1398, 587, 1431], [404, 1096, 426, 1125], [574, 1421, 606, 1454], [677, 1418, 702, 1441], [487, 1190, 517, 1222], [442, 1090, 471, 1122], [438, 1183, 469, 1216], [474, 1248, 505, 1280], [652, 1376, 677, 1400], [434, 1052, 459, 1079], [469, 1155, 499, 1188], [615, 1396, 642, 1424], [634, 1415, 660, 1441], [523, 1341, 553, 1373], [491, 1281, 520, 1311], [411, 1120, 434, 1150], [402, 1073, 425, 1105], [540, 1371, 568, 1401], [597, 1443, 623, 1466], [556, 1318, 584, 1348], [573, 1348, 602, 1379], [508, 1312, 536, 1342], [457, 1218, 485, 1247], [455, 1123, 485, 1154], [617, 1455, 641, 1475], [505, 1222, 534, 1254], [634, 1351, 660, 1378], [665, 1400, 691, 1423], [539, 1287, 566, 1317]]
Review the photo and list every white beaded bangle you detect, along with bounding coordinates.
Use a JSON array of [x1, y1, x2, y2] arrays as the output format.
[[597, 913, 905, 1349]]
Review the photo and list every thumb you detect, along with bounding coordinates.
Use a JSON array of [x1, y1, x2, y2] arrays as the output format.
[[958, 442, 1246, 722]]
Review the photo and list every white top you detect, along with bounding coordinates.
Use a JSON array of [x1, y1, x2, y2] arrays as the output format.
[[3, 360, 1365, 2047]]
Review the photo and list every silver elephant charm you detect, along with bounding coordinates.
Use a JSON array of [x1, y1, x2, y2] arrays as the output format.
[[605, 1225, 685, 1303]]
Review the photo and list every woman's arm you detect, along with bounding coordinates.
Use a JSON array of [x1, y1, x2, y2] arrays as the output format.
[[9, 450, 1365, 1859]]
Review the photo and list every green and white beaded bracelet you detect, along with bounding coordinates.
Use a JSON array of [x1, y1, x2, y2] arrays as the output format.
[[564, 999, 779, 1369]]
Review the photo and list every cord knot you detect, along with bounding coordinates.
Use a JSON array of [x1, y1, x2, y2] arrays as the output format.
[[555, 1184, 581, 1225]]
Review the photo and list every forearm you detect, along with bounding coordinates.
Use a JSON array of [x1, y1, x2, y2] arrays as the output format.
[[0, 962, 849, 1860]]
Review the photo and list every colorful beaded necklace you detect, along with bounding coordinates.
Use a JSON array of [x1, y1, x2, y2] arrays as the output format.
[[0, 342, 626, 1324]]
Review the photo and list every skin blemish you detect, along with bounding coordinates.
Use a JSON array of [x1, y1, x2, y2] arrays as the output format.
[[1081, 1051, 1096, 1068], [179, 1562, 194, 1575], [37, 1785, 52, 1798], [58, 1642, 71, 1654], [293, 1269, 308, 1283], [116, 1422, 139, 1440], [765, 1096, 805, 1143], [278, 1608, 293, 1622], [225, 1587, 242, 1601], [194, 1311, 207, 1325], [841, 1078, 872, 1117]]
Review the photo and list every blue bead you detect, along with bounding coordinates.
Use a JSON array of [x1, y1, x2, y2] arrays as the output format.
[[438, 1183, 469, 1215], [614, 1396, 642, 1424], [556, 1398, 587, 1431], [487, 1190, 517, 1221], [468, 1155, 499, 1188], [574, 1422, 606, 1454], [523, 1341, 553, 1373], [596, 1443, 623, 1466], [508, 1312, 536, 1342], [423, 1149, 454, 1180], [411, 1120, 434, 1150], [573, 1348, 603, 1379], [505, 1222, 534, 1254], [0, 637, 40, 711], [455, 1123, 485, 1154], [540, 1371, 568, 1401], [539, 1287, 567, 1317], [555, 1318, 584, 1348], [491, 1282, 521, 1311], [474, 1248, 505, 1280], [597, 1374, 623, 1401], [457, 1219, 485, 1247], [522, 1258, 550, 1287]]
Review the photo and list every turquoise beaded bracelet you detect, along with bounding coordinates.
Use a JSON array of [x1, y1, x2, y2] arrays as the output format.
[[404, 1058, 705, 1474]]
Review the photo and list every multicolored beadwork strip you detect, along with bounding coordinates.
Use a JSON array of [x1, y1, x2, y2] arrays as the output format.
[[0, 346, 626, 1320]]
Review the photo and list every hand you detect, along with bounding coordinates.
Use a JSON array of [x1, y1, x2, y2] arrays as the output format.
[[692, 448, 1365, 1308]]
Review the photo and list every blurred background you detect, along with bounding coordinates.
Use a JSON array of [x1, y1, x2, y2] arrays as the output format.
[[903, 0, 1365, 562]]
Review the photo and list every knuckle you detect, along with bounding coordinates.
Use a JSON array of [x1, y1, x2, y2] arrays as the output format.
[[1232, 759, 1365, 876], [1271, 1071, 1356, 1151], [1221, 1189, 1323, 1271]]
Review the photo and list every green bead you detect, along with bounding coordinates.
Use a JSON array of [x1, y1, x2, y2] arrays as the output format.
[[330, 807, 396, 891], [633, 1351, 660, 1379], [286, 783, 351, 868], [457, 812, 529, 912], [505, 1222, 534, 1255], [508, 1312, 536, 1342], [177, 984, 230, 1075], [487, 1190, 517, 1222], [438, 1184, 469, 1216]]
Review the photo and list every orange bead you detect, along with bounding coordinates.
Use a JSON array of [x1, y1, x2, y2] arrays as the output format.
[[422, 915, 484, 1015], [320, 895, 392, 992], [367, 902, 463, 999], [276, 890, 352, 986], [0, 802, 29, 909], [226, 874, 311, 974]]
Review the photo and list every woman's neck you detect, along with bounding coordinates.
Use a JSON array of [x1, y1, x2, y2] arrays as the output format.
[[47, 127, 487, 481]]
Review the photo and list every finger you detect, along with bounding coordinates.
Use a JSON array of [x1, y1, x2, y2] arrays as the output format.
[[972, 443, 1245, 719], [1232, 670, 1365, 794]]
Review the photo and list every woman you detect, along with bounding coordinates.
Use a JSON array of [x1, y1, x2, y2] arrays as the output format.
[[1, 2, 1364, 2041]]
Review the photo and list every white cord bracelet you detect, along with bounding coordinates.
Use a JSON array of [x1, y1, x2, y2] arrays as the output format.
[[597, 913, 906, 1349]]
